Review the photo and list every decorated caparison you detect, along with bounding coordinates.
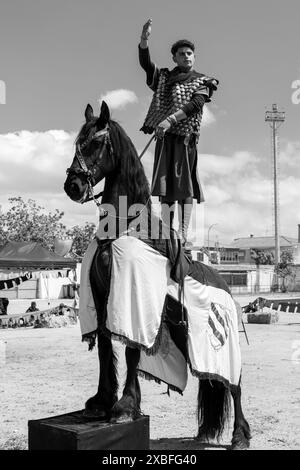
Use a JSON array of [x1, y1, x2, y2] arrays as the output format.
[[63, 101, 251, 450]]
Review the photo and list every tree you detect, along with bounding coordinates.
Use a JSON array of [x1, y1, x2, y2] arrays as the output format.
[[66, 222, 96, 260], [275, 250, 295, 293], [250, 249, 275, 293], [250, 249, 274, 266], [0, 197, 66, 252]]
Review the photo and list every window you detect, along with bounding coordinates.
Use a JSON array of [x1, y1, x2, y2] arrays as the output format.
[[220, 272, 247, 286], [220, 250, 239, 263]]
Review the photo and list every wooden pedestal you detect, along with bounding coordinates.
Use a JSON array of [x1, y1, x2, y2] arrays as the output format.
[[28, 410, 149, 450], [247, 311, 279, 324]]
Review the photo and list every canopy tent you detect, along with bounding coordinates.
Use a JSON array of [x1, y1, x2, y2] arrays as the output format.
[[0, 241, 76, 270]]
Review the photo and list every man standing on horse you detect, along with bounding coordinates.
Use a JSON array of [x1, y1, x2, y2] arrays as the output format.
[[139, 19, 218, 252]]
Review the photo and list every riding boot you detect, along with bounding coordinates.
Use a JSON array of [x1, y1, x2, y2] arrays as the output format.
[[161, 201, 176, 240], [178, 198, 193, 256]]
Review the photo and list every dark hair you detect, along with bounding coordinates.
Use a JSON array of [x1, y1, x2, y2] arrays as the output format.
[[171, 39, 195, 56]]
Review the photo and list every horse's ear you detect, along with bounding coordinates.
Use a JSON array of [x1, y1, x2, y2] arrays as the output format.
[[85, 104, 94, 122], [96, 101, 110, 129]]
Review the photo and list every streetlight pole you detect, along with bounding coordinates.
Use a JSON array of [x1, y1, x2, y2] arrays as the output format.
[[207, 223, 218, 260], [265, 104, 285, 290]]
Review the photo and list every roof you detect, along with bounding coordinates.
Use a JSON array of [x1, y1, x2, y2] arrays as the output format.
[[192, 243, 239, 250], [230, 236, 298, 250], [213, 263, 273, 272], [0, 241, 76, 270]]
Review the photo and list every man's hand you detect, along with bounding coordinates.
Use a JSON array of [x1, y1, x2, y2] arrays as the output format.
[[155, 118, 171, 139], [141, 19, 152, 40]]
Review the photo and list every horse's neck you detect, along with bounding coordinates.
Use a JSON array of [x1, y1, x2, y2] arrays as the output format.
[[102, 174, 150, 215], [99, 174, 154, 239], [101, 175, 121, 211]]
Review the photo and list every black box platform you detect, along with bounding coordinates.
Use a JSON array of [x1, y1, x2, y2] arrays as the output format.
[[28, 410, 149, 450]]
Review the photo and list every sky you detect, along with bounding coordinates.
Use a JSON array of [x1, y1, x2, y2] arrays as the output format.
[[0, 0, 299, 245]]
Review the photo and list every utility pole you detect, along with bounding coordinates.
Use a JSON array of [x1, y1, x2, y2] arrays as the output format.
[[265, 104, 285, 289]]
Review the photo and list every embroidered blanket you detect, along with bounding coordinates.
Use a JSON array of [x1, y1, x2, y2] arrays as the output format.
[[79, 235, 241, 392]]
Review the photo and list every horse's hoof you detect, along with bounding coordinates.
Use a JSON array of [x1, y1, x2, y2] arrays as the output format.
[[195, 427, 210, 443], [109, 398, 140, 424], [231, 439, 250, 450], [231, 443, 250, 450], [231, 427, 251, 450], [109, 413, 134, 424], [84, 393, 117, 420], [110, 406, 140, 424]]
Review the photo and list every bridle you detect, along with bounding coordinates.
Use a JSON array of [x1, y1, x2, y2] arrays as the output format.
[[67, 124, 156, 219], [66, 126, 111, 208]]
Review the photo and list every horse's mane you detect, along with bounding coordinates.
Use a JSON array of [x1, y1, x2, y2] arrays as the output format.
[[75, 118, 151, 207], [109, 120, 151, 207]]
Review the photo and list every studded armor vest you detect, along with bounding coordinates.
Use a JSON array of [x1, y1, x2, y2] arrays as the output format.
[[141, 69, 215, 136]]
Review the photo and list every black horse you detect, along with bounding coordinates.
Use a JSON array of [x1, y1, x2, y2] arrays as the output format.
[[64, 102, 251, 449]]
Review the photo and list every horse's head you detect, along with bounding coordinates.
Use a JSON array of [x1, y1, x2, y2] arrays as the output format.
[[64, 101, 117, 203]]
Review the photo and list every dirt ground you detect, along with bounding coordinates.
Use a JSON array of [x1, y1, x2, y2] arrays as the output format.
[[1, 293, 300, 451]]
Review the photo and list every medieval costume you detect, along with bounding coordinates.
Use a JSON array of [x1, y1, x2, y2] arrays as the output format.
[[139, 45, 218, 203]]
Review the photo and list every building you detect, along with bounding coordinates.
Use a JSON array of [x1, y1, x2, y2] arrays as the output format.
[[230, 234, 298, 264], [191, 225, 300, 293]]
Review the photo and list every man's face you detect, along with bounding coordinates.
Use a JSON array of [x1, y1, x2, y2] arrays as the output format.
[[173, 47, 195, 70]]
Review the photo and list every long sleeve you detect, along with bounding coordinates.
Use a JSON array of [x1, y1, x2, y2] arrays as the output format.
[[138, 45, 159, 90], [181, 93, 207, 117]]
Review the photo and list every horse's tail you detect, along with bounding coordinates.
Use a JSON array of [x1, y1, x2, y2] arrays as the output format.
[[197, 379, 231, 441]]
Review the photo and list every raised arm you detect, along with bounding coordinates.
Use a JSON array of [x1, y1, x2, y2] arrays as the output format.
[[138, 19, 158, 89], [139, 18, 152, 49]]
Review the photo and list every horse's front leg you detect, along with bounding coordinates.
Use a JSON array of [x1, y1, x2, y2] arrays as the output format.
[[110, 346, 141, 423], [231, 377, 251, 450], [84, 332, 118, 419]]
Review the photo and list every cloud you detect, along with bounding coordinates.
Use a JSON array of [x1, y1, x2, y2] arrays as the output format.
[[1, 126, 299, 241], [0, 130, 76, 193], [200, 150, 259, 179], [200, 144, 300, 242], [99, 89, 138, 110], [204, 185, 231, 205], [280, 141, 300, 172], [202, 107, 216, 127], [0, 130, 90, 227]]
